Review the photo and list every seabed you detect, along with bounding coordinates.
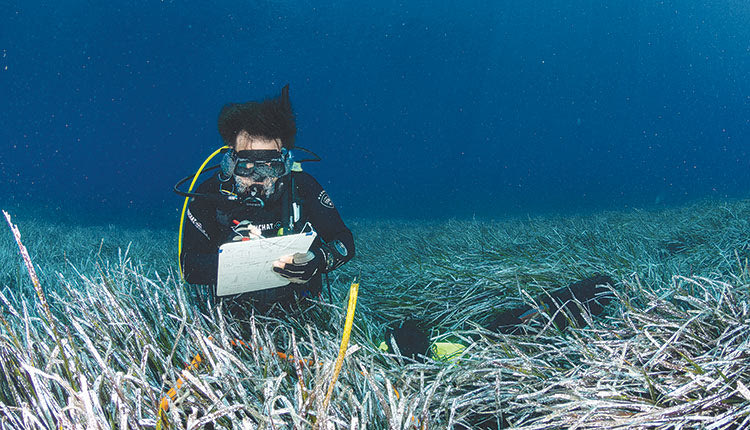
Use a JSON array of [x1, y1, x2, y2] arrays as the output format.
[[0, 200, 748, 429]]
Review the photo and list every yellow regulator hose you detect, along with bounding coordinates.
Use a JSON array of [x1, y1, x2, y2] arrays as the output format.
[[177, 145, 229, 278]]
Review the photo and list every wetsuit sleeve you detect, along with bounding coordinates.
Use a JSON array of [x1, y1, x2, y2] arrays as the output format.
[[297, 173, 355, 273], [181, 195, 221, 285]]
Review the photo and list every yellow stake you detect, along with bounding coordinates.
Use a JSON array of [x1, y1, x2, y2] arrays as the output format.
[[319, 279, 359, 424]]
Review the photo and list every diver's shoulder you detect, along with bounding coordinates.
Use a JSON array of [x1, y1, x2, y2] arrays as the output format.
[[292, 171, 323, 192], [194, 174, 221, 194], [293, 170, 318, 183]]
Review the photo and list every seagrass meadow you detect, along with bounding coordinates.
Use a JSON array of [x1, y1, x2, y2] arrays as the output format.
[[0, 200, 749, 429]]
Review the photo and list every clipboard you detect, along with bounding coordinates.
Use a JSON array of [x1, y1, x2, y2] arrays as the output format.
[[216, 230, 317, 296]]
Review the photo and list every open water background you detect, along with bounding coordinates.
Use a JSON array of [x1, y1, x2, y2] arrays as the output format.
[[1, 1, 749, 227]]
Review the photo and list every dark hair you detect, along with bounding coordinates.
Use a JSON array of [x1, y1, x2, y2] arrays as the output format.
[[217, 84, 296, 148]]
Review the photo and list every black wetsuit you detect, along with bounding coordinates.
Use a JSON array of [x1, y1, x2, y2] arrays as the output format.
[[181, 170, 354, 308]]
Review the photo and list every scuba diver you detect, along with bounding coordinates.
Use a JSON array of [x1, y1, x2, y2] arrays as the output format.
[[176, 85, 354, 312]]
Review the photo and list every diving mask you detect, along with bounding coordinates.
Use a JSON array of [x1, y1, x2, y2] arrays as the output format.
[[220, 149, 291, 182]]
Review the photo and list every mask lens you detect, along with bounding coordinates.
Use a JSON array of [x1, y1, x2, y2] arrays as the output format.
[[233, 151, 286, 179], [234, 159, 256, 177]]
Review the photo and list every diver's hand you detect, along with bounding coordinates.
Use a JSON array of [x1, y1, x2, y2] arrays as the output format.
[[273, 249, 323, 284]]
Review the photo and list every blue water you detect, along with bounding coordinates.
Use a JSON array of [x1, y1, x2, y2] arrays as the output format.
[[2, 1, 749, 226]]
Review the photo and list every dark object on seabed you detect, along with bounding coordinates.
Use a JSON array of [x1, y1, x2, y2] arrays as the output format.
[[387, 319, 431, 361], [488, 274, 616, 334]]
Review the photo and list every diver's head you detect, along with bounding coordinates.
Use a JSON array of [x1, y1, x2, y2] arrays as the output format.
[[229, 132, 289, 200], [217, 85, 296, 206]]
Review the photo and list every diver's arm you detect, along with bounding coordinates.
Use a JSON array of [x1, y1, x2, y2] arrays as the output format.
[[320, 226, 354, 273], [181, 203, 220, 285], [297, 172, 355, 273]]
